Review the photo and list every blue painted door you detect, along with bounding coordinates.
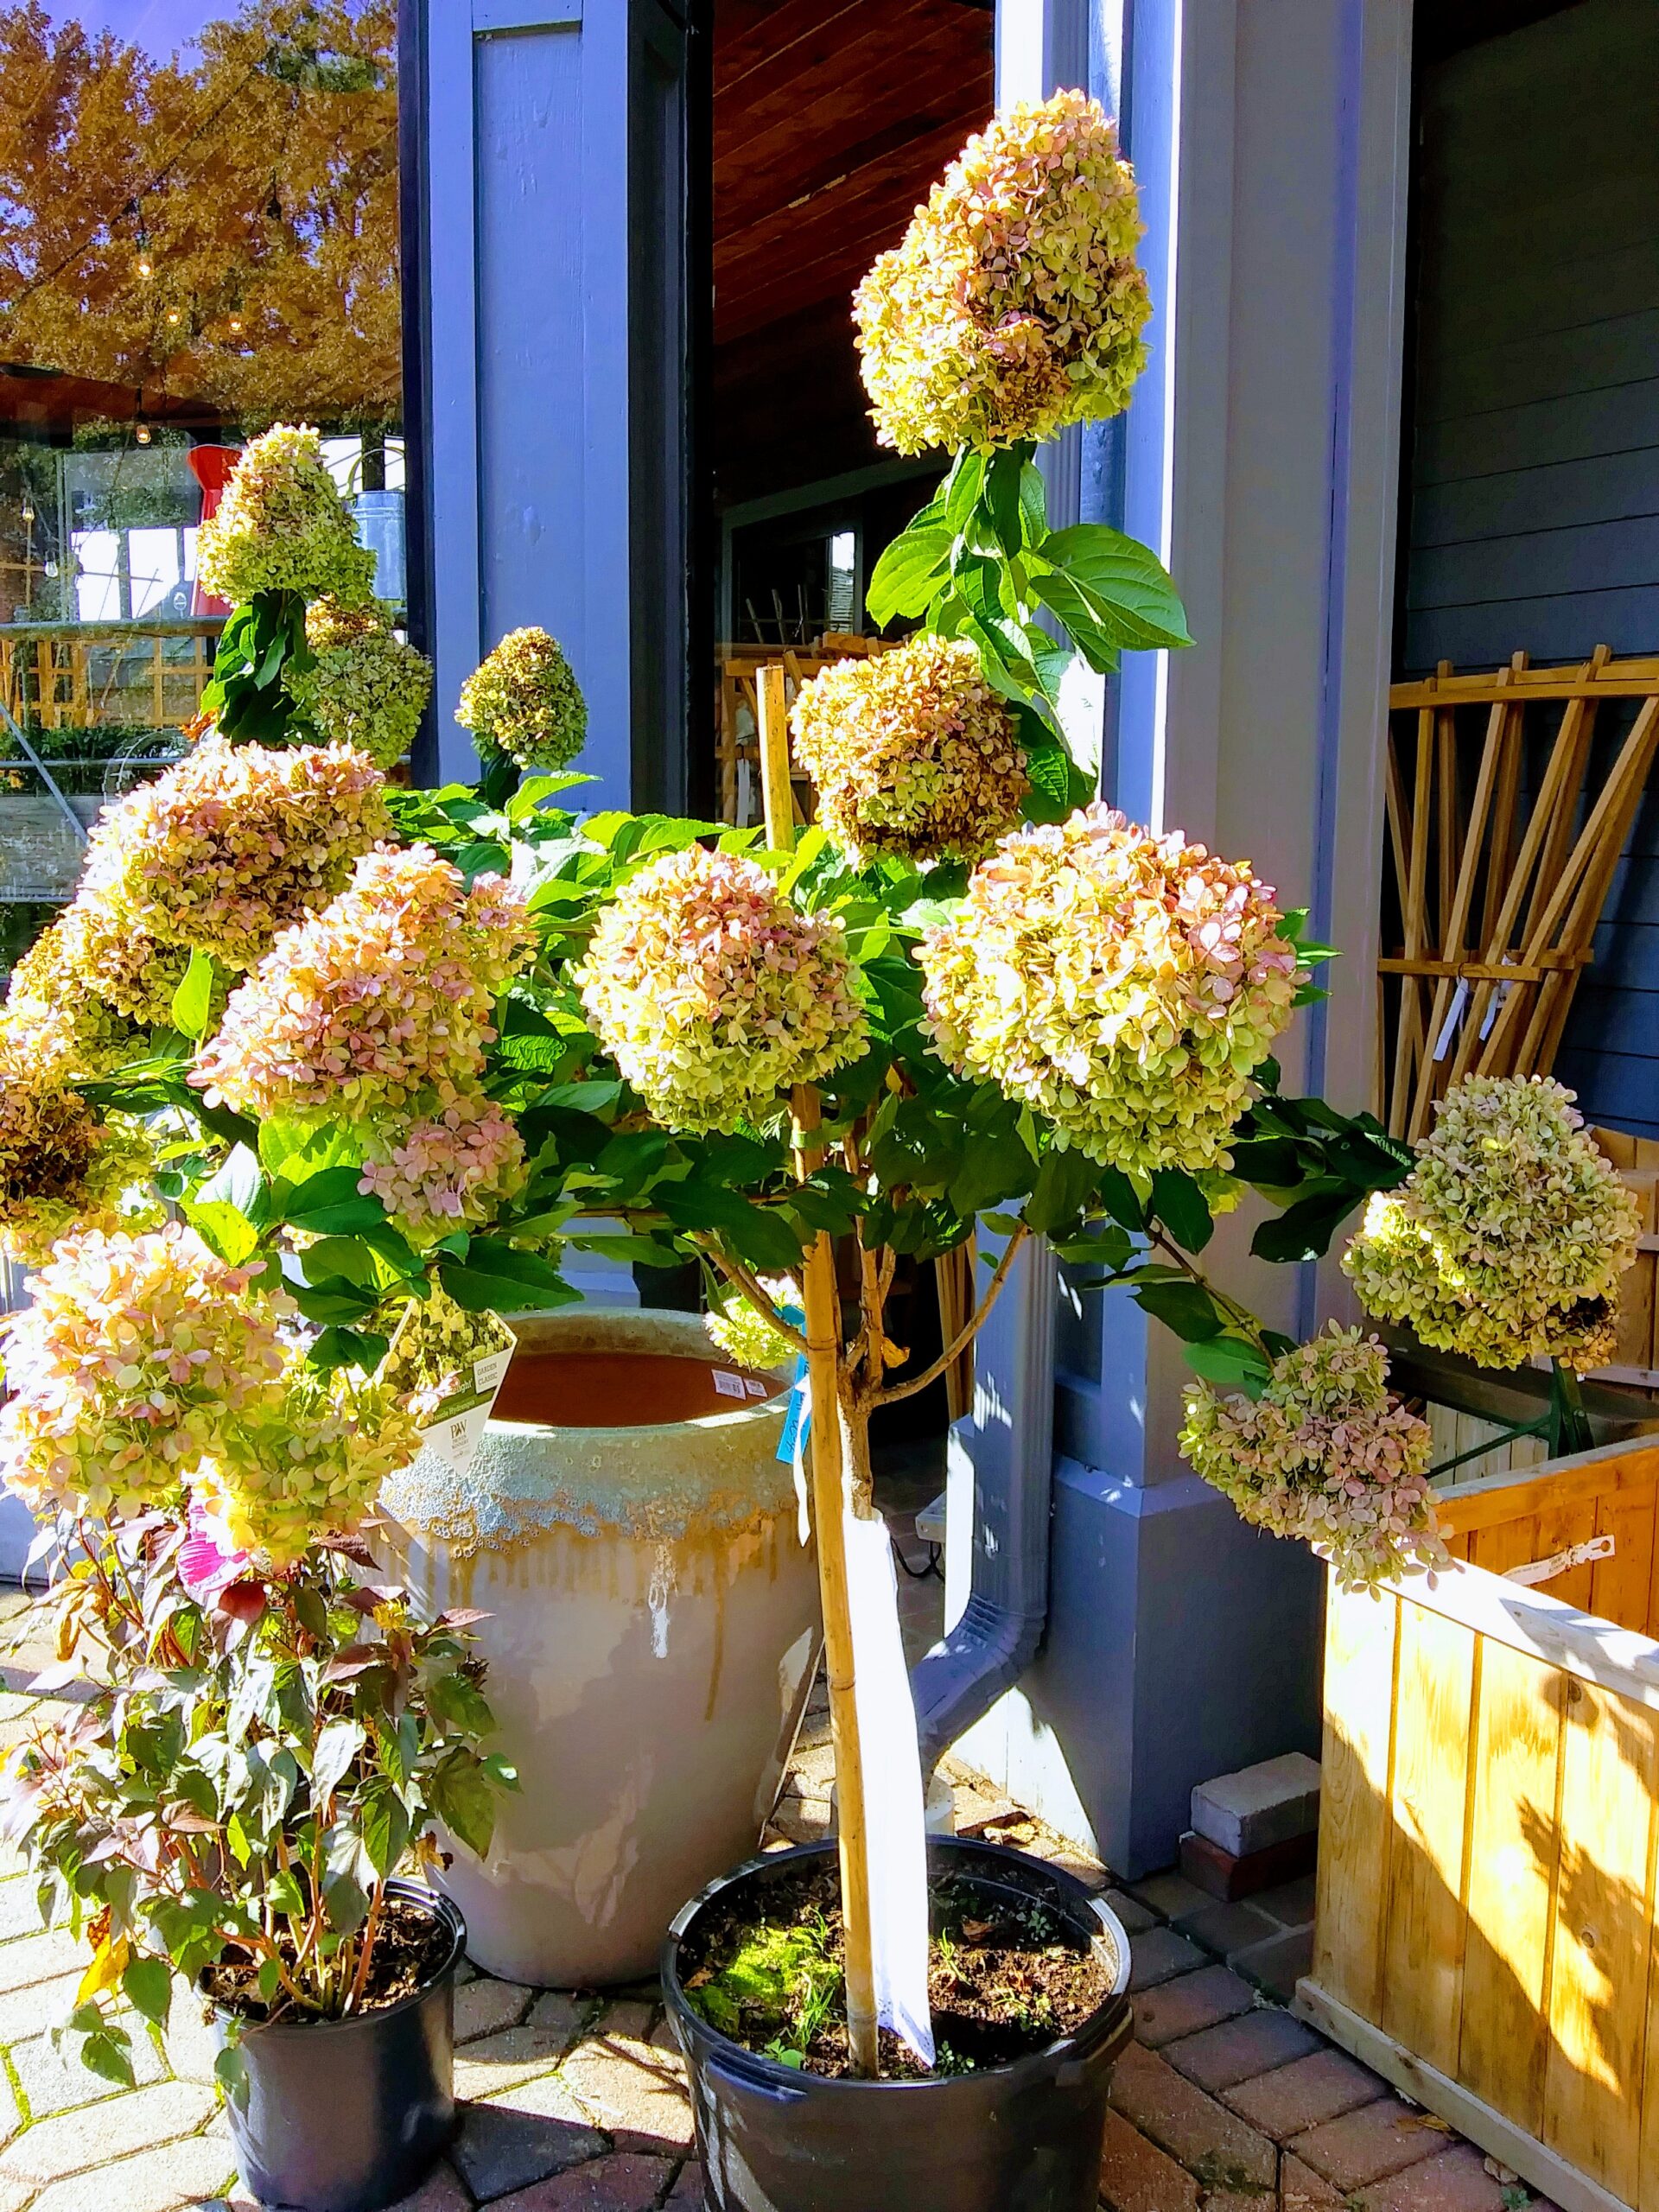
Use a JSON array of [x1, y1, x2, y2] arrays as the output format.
[[403, 0, 692, 806]]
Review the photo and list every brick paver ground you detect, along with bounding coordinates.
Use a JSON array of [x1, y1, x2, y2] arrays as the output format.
[[0, 1582, 1565, 2211]]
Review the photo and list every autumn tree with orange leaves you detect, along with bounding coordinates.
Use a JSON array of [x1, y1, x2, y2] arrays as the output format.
[[0, 0, 399, 435]]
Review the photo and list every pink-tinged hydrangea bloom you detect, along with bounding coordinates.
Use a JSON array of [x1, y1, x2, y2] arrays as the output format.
[[200, 1362, 423, 1567], [194, 844, 536, 1125], [52, 894, 191, 1032], [288, 596, 434, 769], [195, 424, 376, 607], [575, 845, 869, 1134], [0, 1056, 155, 1267], [455, 626, 588, 771], [854, 91, 1151, 454], [359, 1090, 527, 1238], [0, 1226, 289, 1520], [78, 733, 389, 972], [1344, 1074, 1641, 1376], [919, 804, 1299, 1175], [790, 635, 1027, 863], [1179, 1326, 1445, 1594], [0, 914, 152, 1079]]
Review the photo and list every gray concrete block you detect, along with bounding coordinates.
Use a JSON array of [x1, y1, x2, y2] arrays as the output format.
[[1191, 1752, 1321, 1858]]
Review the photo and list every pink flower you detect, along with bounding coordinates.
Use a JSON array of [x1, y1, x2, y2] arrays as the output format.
[[179, 1492, 252, 1605]]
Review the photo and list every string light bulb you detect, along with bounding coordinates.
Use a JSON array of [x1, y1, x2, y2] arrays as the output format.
[[137, 257, 153, 278], [135, 423, 153, 448]]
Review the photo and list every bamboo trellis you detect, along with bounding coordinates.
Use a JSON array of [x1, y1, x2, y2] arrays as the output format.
[[1378, 647, 1659, 1140]]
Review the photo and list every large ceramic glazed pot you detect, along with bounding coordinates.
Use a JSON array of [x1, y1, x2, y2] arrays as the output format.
[[383, 1307, 819, 1985]]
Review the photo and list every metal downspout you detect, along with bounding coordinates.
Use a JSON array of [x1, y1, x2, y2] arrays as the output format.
[[911, 1234, 1057, 1769]]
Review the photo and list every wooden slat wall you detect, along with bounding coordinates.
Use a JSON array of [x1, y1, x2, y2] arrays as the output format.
[[1402, 0, 1659, 677], [1310, 1549, 1659, 2209], [1398, 0, 1659, 1146]]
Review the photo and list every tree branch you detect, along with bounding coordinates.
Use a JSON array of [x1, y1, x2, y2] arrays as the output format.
[[874, 1226, 1029, 1409], [696, 1238, 809, 1357]]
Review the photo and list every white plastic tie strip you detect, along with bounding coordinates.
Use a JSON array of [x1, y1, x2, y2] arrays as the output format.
[[1504, 1532, 1614, 1586], [844, 1500, 936, 2069], [1433, 978, 1471, 1062]]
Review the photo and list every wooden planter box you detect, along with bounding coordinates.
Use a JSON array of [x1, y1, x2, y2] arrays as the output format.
[[1299, 1437, 1659, 2212]]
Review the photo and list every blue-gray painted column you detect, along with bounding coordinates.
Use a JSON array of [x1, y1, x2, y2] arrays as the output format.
[[405, 0, 690, 804], [956, 0, 1412, 1874]]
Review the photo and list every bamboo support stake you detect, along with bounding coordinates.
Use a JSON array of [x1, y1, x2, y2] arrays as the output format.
[[760, 694, 880, 2076], [758, 664, 792, 849]]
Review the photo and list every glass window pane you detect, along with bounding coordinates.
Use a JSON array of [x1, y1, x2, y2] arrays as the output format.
[[0, 0, 403, 915]]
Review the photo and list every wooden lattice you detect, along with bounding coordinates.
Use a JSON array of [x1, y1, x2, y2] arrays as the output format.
[[1379, 647, 1659, 1139]]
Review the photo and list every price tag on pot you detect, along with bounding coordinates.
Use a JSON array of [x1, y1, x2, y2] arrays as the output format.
[[381, 1300, 518, 1480]]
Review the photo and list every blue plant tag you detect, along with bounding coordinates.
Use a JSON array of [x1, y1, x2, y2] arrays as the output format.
[[776, 1355, 810, 1465]]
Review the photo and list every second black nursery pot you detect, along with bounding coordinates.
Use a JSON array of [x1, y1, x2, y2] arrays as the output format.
[[662, 1838, 1134, 2212], [213, 1879, 465, 2212]]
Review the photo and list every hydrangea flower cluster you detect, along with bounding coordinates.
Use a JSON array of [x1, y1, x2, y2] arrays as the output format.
[[0, 1226, 289, 1520], [575, 845, 869, 1135], [790, 636, 1028, 862], [201, 1362, 423, 1566], [705, 1277, 801, 1374], [0, 1058, 151, 1265], [0, 915, 154, 1078], [195, 424, 376, 606], [1344, 1075, 1640, 1376], [919, 804, 1300, 1175], [455, 626, 588, 771], [854, 92, 1151, 454], [194, 844, 536, 1126], [79, 734, 389, 973], [287, 597, 434, 768], [49, 895, 192, 1032], [359, 1091, 527, 1238], [1179, 1327, 1445, 1593]]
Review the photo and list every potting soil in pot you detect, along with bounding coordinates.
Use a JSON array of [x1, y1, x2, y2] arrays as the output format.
[[679, 1862, 1115, 2077], [492, 1350, 777, 1427], [201, 1893, 452, 2024]]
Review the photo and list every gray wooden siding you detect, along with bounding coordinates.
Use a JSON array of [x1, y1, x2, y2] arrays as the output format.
[[1401, 0, 1659, 1136]]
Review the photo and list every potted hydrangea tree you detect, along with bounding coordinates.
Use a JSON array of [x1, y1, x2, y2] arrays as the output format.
[[3, 87, 1635, 2212], [367, 91, 1459, 2212]]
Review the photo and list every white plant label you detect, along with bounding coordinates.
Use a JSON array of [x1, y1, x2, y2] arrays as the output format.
[[843, 1501, 937, 2069], [712, 1368, 747, 1399]]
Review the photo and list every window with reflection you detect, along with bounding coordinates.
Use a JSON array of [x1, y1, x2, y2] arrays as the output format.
[[0, 0, 401, 959]]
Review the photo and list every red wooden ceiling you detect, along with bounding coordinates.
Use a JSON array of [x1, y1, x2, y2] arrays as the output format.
[[711, 0, 994, 505]]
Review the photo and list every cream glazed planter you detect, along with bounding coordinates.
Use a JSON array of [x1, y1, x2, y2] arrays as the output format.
[[381, 1307, 820, 1986]]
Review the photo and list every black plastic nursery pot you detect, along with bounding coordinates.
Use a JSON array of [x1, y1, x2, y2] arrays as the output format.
[[662, 1839, 1134, 2212], [212, 1880, 465, 2212]]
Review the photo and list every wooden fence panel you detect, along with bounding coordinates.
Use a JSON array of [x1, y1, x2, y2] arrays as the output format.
[[1305, 1459, 1659, 2212]]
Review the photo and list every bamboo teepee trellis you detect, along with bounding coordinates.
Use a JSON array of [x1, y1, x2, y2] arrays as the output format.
[[1378, 647, 1659, 1139]]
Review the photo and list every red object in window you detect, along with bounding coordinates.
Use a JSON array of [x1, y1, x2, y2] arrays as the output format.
[[187, 444, 241, 615]]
